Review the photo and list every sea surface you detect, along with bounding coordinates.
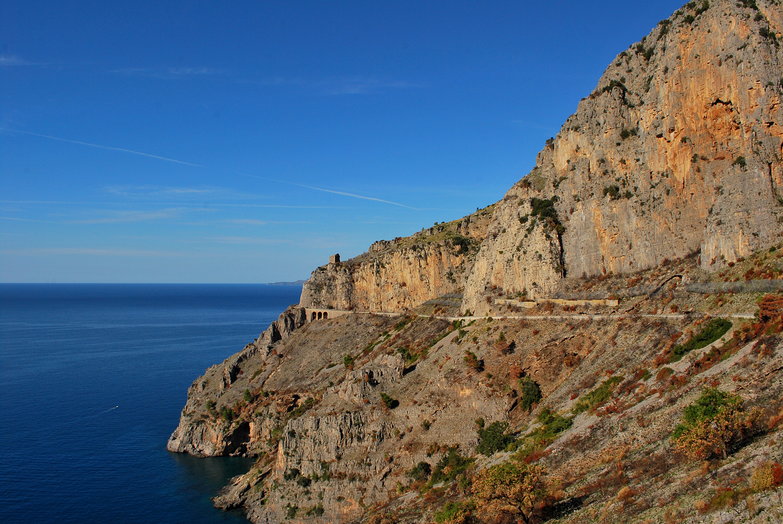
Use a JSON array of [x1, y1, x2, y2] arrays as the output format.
[[0, 283, 302, 524]]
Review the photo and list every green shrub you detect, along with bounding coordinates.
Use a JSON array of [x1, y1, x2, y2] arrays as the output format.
[[601, 79, 628, 95], [285, 504, 298, 519], [572, 376, 623, 414], [464, 351, 484, 372], [407, 461, 432, 482], [672, 389, 763, 460], [306, 505, 324, 517], [343, 354, 355, 369], [671, 388, 739, 438], [732, 156, 747, 168], [219, 406, 235, 422], [512, 409, 573, 462], [472, 462, 547, 523], [434, 500, 474, 523], [530, 198, 564, 234], [535, 408, 573, 437], [620, 127, 638, 140], [477, 421, 514, 456], [519, 378, 542, 412], [670, 318, 731, 362], [283, 468, 301, 481], [603, 185, 621, 200], [429, 448, 473, 487], [450, 234, 473, 255], [396, 346, 417, 364], [380, 392, 399, 409], [289, 397, 316, 419]]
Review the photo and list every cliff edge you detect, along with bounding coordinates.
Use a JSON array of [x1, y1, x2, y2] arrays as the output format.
[[169, 1, 783, 523]]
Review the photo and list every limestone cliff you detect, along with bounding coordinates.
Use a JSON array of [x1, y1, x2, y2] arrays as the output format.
[[168, 2, 783, 523], [167, 306, 306, 456], [300, 207, 493, 312], [463, 0, 783, 313], [299, 0, 783, 316]]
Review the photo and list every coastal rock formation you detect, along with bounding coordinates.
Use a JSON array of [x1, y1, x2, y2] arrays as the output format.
[[167, 306, 306, 456], [169, 1, 783, 523], [299, 0, 783, 315], [299, 206, 493, 312], [464, 0, 783, 313]]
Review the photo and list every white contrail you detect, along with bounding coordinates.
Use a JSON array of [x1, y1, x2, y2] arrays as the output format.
[[296, 183, 417, 209], [6, 129, 417, 209], [5, 128, 203, 167]]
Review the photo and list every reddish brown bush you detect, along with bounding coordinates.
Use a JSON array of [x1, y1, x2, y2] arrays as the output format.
[[673, 405, 764, 460], [750, 461, 783, 492]]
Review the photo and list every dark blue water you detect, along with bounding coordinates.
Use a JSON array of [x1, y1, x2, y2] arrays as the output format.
[[0, 284, 302, 524]]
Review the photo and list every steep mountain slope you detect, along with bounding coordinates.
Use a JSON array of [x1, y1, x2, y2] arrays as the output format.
[[301, 0, 783, 315], [168, 1, 783, 523], [463, 0, 783, 314]]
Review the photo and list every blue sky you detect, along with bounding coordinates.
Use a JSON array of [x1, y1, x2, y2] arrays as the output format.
[[1, 0, 685, 283]]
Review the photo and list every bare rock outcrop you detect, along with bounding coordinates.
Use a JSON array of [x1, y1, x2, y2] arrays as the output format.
[[166, 305, 306, 456], [463, 0, 783, 313], [300, 206, 494, 312], [299, 0, 783, 316], [168, 2, 783, 522]]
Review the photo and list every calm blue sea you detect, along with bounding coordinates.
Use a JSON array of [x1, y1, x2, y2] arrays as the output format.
[[0, 283, 302, 524]]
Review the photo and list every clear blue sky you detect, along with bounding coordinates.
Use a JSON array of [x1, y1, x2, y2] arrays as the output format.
[[1, 0, 685, 283]]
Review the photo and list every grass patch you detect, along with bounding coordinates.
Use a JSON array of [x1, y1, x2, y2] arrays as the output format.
[[572, 376, 623, 414], [670, 318, 731, 362], [512, 409, 573, 461]]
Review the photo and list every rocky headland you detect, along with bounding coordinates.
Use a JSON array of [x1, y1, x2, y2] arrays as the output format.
[[169, 1, 783, 522]]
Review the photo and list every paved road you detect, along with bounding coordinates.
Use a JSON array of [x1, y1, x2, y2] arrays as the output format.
[[347, 310, 756, 322]]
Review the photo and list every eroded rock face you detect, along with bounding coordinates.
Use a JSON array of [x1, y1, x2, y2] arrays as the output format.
[[166, 306, 306, 456], [299, 207, 494, 312], [301, 0, 782, 316], [464, 0, 783, 313], [168, 2, 783, 522]]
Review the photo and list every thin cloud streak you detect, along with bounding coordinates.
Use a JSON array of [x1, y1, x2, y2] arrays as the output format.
[[225, 219, 269, 225], [5, 129, 204, 167], [231, 172, 417, 209], [0, 199, 349, 210], [254, 75, 425, 96], [104, 185, 218, 198], [208, 236, 291, 245], [297, 184, 417, 209], [0, 248, 186, 257], [6, 132, 416, 209], [0, 54, 36, 66], [0, 216, 55, 223], [68, 207, 214, 224], [110, 66, 224, 78]]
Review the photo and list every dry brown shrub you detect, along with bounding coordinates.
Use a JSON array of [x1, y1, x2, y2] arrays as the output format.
[[673, 406, 764, 461], [472, 462, 546, 523], [693, 498, 710, 513], [616, 485, 636, 503], [655, 367, 673, 382], [750, 461, 783, 492], [767, 407, 783, 430]]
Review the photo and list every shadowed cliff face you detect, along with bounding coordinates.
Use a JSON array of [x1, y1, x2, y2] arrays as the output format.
[[301, 0, 783, 315]]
